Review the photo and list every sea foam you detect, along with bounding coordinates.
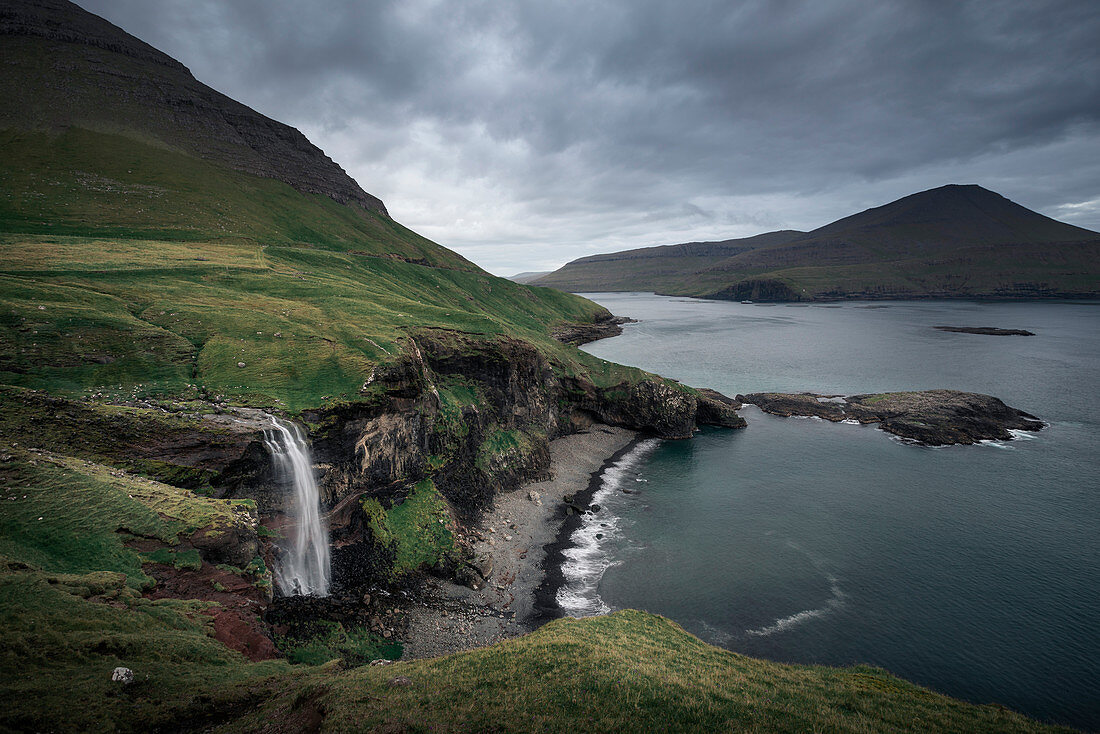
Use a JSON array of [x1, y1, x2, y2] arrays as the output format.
[[556, 438, 661, 617], [747, 573, 846, 637]]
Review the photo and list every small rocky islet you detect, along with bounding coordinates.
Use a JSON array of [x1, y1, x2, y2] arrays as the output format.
[[934, 326, 1036, 336], [738, 389, 1044, 446]]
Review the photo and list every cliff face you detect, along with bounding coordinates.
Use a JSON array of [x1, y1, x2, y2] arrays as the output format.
[[0, 0, 388, 215], [300, 332, 737, 509], [188, 331, 742, 591]]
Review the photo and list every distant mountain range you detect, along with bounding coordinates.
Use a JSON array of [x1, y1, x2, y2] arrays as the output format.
[[507, 271, 551, 284], [534, 185, 1100, 300]]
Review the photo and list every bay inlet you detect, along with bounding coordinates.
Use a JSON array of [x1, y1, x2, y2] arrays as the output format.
[[561, 294, 1099, 731]]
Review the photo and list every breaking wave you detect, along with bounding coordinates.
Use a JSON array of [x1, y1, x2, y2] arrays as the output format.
[[556, 438, 661, 617], [747, 541, 846, 637], [746, 573, 846, 637]]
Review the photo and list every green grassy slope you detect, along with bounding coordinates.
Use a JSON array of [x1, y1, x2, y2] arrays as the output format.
[[271, 611, 1069, 734], [0, 128, 636, 411], [535, 185, 1100, 300], [0, 577, 1069, 734]]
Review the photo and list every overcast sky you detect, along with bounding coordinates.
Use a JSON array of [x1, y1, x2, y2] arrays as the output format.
[[79, 0, 1100, 275]]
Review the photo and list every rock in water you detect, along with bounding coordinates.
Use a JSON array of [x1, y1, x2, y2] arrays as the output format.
[[739, 389, 1044, 446], [934, 326, 1036, 336]]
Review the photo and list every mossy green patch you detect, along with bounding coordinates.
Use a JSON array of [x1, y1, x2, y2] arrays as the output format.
[[275, 619, 401, 667], [140, 547, 202, 572], [0, 450, 247, 588], [859, 392, 901, 405], [476, 427, 538, 475], [361, 479, 456, 579], [0, 562, 292, 733]]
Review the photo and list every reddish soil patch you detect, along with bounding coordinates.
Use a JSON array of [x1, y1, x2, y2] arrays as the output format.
[[145, 561, 278, 661]]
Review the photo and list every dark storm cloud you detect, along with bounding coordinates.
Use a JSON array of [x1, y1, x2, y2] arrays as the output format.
[[78, 0, 1100, 272]]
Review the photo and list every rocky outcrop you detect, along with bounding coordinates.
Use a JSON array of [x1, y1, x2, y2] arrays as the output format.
[[551, 313, 637, 346], [560, 378, 742, 438], [302, 332, 743, 517], [695, 388, 746, 428], [934, 326, 1035, 336], [739, 390, 1044, 446]]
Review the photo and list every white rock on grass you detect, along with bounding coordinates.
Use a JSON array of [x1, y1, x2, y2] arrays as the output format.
[[111, 667, 134, 684]]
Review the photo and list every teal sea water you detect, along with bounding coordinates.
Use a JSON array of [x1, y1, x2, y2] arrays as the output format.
[[563, 294, 1099, 730]]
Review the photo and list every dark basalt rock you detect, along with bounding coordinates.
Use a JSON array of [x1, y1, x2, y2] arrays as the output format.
[[695, 388, 746, 428], [552, 313, 637, 346], [705, 278, 803, 302], [934, 326, 1036, 336], [739, 389, 1044, 446]]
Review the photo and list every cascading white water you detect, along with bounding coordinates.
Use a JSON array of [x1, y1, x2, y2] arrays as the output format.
[[262, 416, 331, 597]]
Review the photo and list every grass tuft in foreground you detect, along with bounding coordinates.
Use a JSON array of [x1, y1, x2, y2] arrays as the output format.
[[217, 610, 1070, 734]]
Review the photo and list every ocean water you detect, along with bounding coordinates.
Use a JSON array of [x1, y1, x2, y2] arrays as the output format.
[[563, 294, 1100, 730]]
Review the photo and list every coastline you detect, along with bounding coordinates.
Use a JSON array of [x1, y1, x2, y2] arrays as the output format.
[[400, 424, 638, 659], [531, 434, 646, 622]]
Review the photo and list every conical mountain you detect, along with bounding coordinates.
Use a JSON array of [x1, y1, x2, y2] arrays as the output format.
[[536, 184, 1100, 300], [711, 184, 1097, 271]]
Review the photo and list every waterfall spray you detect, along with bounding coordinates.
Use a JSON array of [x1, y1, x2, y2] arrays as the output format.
[[263, 416, 331, 597]]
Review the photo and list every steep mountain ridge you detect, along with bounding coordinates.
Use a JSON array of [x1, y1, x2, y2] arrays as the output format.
[[0, 0, 387, 215], [535, 184, 1100, 300]]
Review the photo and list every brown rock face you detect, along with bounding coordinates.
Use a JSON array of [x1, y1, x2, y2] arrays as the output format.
[[294, 332, 746, 524], [695, 388, 746, 428], [0, 0, 388, 215]]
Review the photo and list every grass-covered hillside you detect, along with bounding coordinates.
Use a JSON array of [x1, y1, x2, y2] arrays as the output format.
[[0, 124, 640, 412], [0, 0, 647, 413], [534, 185, 1100, 300], [0, 564, 1070, 734], [534, 230, 803, 294]]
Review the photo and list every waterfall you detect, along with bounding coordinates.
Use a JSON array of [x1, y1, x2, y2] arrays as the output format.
[[262, 416, 331, 597]]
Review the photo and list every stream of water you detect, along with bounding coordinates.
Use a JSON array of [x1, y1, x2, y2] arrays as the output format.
[[263, 416, 331, 597]]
